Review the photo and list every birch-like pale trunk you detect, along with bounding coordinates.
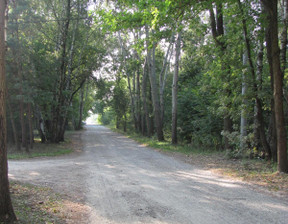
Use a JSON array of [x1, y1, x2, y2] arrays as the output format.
[[145, 25, 164, 141], [240, 51, 248, 151], [141, 59, 151, 136], [160, 35, 174, 123]]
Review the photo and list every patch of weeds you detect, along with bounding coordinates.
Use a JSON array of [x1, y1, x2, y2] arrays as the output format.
[[7, 130, 83, 160], [8, 148, 72, 160], [10, 182, 66, 224]]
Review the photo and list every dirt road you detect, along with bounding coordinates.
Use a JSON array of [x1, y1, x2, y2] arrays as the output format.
[[9, 125, 288, 223]]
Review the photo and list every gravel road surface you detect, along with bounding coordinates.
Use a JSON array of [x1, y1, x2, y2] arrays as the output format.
[[8, 125, 288, 224]]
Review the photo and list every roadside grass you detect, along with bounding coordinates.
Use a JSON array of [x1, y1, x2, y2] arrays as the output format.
[[108, 125, 288, 195], [108, 125, 218, 155], [10, 181, 66, 224], [7, 130, 81, 160], [8, 144, 73, 160], [8, 130, 86, 224]]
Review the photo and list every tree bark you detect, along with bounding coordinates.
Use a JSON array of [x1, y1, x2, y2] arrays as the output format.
[[209, 3, 233, 150], [240, 51, 248, 151], [145, 25, 164, 141], [0, 0, 17, 221], [7, 99, 20, 151], [28, 103, 33, 149], [238, 0, 271, 159], [280, 0, 288, 73], [159, 35, 174, 129], [172, 31, 181, 144], [141, 59, 150, 136], [76, 83, 85, 130], [262, 0, 288, 172]]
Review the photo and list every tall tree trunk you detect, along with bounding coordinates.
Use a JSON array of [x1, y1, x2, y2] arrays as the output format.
[[145, 26, 164, 141], [266, 23, 278, 162], [262, 0, 288, 172], [159, 35, 174, 130], [209, 3, 233, 150], [50, 0, 71, 143], [136, 66, 141, 132], [253, 38, 264, 153], [238, 0, 271, 159], [240, 51, 248, 151], [15, 29, 27, 150], [141, 59, 150, 136], [7, 99, 20, 151], [27, 103, 33, 149], [0, 0, 17, 221], [35, 105, 46, 143], [117, 32, 138, 131], [172, 31, 181, 144], [280, 0, 288, 73], [77, 83, 85, 130]]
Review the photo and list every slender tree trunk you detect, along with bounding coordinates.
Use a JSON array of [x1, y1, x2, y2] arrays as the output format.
[[141, 60, 150, 136], [240, 51, 248, 151], [266, 24, 278, 161], [7, 100, 20, 151], [262, 0, 288, 172], [253, 38, 264, 153], [28, 103, 33, 149], [136, 67, 141, 132], [78, 87, 84, 129], [123, 114, 127, 132], [0, 1, 17, 221], [280, 0, 288, 73], [209, 3, 233, 150], [172, 31, 181, 144], [238, 0, 271, 159], [50, 0, 71, 143], [145, 26, 164, 141], [20, 96, 28, 150], [77, 83, 85, 130], [159, 35, 174, 129], [15, 38, 27, 150], [35, 106, 46, 143]]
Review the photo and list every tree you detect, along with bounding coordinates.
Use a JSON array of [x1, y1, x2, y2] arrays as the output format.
[[0, 0, 16, 221], [209, 2, 233, 150], [261, 0, 288, 172], [172, 31, 181, 144]]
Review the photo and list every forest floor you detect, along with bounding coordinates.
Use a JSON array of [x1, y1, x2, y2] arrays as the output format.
[[7, 125, 288, 223]]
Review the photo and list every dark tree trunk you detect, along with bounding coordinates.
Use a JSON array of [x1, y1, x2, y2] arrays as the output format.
[[28, 103, 33, 149], [238, 0, 271, 159], [224, 114, 233, 150], [172, 31, 181, 144], [7, 100, 20, 151], [262, 0, 288, 172], [76, 84, 85, 130], [0, 1, 17, 221], [209, 3, 233, 150]]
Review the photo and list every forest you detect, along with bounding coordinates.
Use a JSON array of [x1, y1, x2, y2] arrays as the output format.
[[1, 0, 288, 221]]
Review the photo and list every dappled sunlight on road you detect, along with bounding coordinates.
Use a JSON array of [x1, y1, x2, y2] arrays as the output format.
[[8, 125, 288, 224]]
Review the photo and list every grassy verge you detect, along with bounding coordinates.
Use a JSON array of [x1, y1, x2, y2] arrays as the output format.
[[8, 130, 82, 160], [10, 182, 66, 224], [108, 125, 217, 155], [8, 130, 87, 223], [108, 125, 288, 195]]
